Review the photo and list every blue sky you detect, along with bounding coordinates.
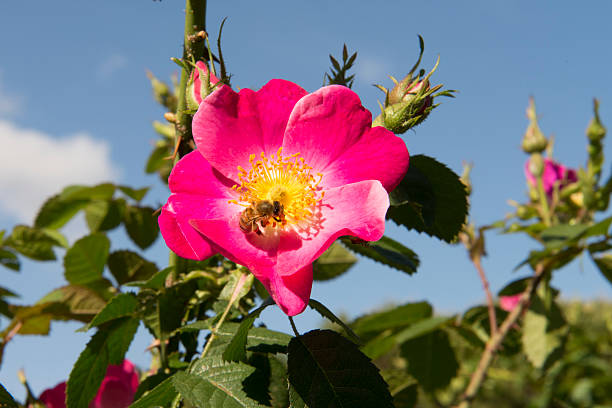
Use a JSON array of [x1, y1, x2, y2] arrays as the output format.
[[1, 0, 611, 400]]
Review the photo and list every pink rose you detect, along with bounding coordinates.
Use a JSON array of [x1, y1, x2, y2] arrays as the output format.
[[39, 360, 139, 408], [190, 60, 220, 105], [525, 158, 577, 197], [159, 80, 409, 316], [499, 294, 522, 312]]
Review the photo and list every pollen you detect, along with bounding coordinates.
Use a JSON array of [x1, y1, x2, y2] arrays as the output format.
[[230, 147, 323, 228]]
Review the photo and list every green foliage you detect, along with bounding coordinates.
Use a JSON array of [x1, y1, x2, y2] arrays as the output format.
[[4, 225, 62, 261], [87, 293, 139, 329], [0, 383, 18, 408], [107, 250, 158, 285], [64, 234, 110, 285], [66, 317, 139, 408], [123, 205, 159, 249], [340, 236, 419, 274], [130, 376, 178, 408], [288, 329, 394, 408], [324, 44, 357, 88], [388, 154, 468, 242], [312, 242, 357, 281]]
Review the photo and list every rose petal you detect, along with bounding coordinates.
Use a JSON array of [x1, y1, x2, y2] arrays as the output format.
[[39, 382, 67, 408], [159, 151, 235, 260], [282, 85, 407, 190], [193, 79, 308, 180]]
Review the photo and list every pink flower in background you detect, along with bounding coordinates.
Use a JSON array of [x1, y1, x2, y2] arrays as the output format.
[[499, 294, 522, 312], [525, 158, 578, 196], [159, 80, 409, 315], [190, 60, 220, 105], [39, 360, 139, 408]]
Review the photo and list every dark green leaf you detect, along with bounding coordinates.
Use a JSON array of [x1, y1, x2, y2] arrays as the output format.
[[288, 329, 393, 408], [130, 375, 178, 408], [88, 293, 139, 329], [124, 205, 159, 249], [66, 317, 138, 408], [118, 185, 150, 201], [34, 194, 88, 229], [340, 236, 419, 274], [352, 301, 432, 335], [592, 253, 612, 286], [176, 358, 264, 407], [107, 250, 158, 285], [85, 200, 123, 232], [313, 242, 357, 281], [387, 155, 468, 242], [0, 383, 18, 408], [392, 382, 418, 408], [37, 284, 108, 318], [308, 298, 361, 344], [64, 234, 110, 285], [5, 225, 58, 261], [222, 299, 274, 362], [361, 331, 398, 360], [400, 329, 459, 391], [0, 248, 19, 271], [0, 286, 17, 298]]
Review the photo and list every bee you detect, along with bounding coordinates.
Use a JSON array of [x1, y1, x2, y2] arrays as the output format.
[[239, 200, 285, 235]]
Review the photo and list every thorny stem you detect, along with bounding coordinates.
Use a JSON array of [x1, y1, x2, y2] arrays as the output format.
[[200, 272, 249, 359], [472, 256, 497, 336], [455, 263, 548, 408], [168, 0, 207, 281]]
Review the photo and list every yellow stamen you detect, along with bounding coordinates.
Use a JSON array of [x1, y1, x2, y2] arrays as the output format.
[[230, 148, 323, 230]]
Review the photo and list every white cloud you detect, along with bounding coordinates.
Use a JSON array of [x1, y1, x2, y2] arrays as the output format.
[[355, 56, 390, 85], [96, 54, 128, 79], [0, 120, 120, 223], [0, 72, 24, 117]]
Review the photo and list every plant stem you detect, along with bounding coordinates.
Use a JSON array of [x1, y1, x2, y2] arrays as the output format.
[[454, 263, 547, 408], [288, 316, 300, 336], [174, 0, 207, 160], [537, 178, 552, 226], [200, 272, 249, 358], [472, 255, 497, 336]]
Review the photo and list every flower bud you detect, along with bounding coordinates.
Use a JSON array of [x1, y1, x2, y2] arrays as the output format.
[[187, 60, 220, 110], [527, 153, 544, 179], [147, 71, 177, 112], [587, 99, 606, 143], [521, 98, 548, 153], [525, 156, 578, 197]]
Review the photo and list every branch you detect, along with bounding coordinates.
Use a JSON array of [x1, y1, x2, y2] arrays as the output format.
[[454, 262, 547, 408], [472, 255, 497, 336]]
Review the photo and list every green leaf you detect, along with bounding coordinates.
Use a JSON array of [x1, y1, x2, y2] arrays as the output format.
[[400, 329, 459, 391], [308, 298, 361, 344], [0, 383, 18, 408], [145, 144, 170, 174], [88, 293, 139, 329], [352, 301, 432, 335], [592, 253, 612, 286], [34, 194, 88, 229], [64, 234, 110, 285], [66, 317, 138, 408], [0, 248, 19, 271], [340, 236, 419, 274], [123, 205, 159, 249], [107, 250, 158, 285], [288, 329, 393, 408], [521, 294, 567, 369], [392, 382, 418, 408], [313, 242, 357, 281], [395, 316, 453, 344], [130, 375, 178, 408], [125, 266, 173, 290], [177, 358, 264, 407], [118, 185, 150, 201], [387, 155, 468, 242], [60, 183, 115, 201], [85, 200, 123, 232], [37, 284, 108, 319], [5, 225, 59, 261], [222, 299, 274, 362]]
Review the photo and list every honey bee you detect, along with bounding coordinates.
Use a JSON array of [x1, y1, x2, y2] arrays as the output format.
[[239, 200, 285, 235]]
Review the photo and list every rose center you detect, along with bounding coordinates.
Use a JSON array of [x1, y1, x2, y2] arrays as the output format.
[[229, 148, 323, 231]]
